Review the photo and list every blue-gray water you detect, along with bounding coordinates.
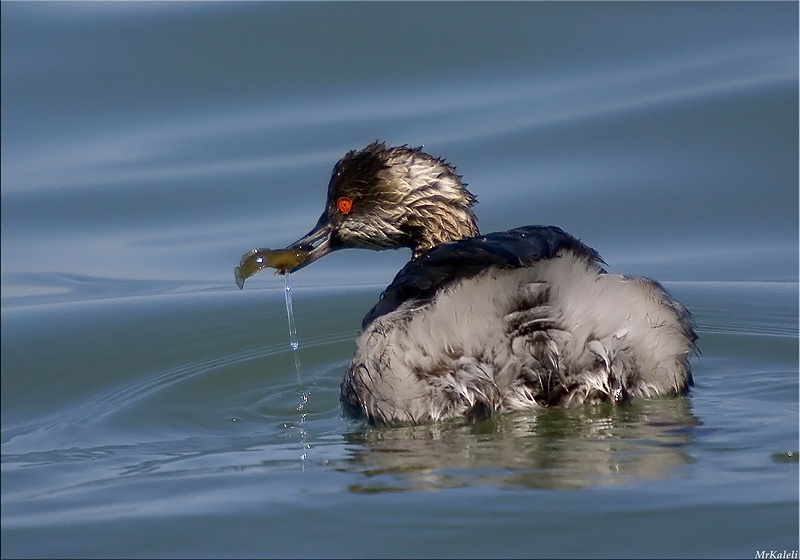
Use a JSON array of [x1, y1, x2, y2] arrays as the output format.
[[2, 2, 798, 558]]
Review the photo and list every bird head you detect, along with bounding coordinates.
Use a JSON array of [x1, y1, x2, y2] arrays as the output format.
[[283, 141, 479, 273]]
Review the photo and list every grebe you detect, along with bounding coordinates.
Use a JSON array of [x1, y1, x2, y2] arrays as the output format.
[[246, 141, 697, 425]]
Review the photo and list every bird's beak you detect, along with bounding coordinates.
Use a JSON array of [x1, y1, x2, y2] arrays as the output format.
[[282, 214, 338, 274]]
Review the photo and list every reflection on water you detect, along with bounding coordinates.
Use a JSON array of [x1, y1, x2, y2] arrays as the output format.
[[341, 397, 698, 492]]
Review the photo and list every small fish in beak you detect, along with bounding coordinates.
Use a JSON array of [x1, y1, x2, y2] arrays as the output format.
[[234, 246, 311, 289]]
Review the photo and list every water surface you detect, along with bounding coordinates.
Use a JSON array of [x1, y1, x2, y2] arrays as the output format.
[[2, 2, 798, 558]]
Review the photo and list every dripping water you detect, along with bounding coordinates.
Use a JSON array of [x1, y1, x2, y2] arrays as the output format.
[[283, 273, 309, 467], [283, 274, 300, 356]]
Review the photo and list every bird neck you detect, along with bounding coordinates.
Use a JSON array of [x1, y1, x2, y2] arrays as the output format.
[[404, 201, 479, 258], [379, 145, 480, 257]]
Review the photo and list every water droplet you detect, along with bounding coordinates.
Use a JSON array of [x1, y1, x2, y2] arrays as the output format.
[[283, 274, 300, 353]]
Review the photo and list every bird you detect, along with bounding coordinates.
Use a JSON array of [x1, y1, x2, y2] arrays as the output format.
[[260, 141, 697, 425]]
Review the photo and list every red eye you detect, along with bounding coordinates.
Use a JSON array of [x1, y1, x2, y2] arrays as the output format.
[[336, 197, 353, 215]]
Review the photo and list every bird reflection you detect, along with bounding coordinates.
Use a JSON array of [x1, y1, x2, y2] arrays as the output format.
[[341, 396, 698, 492]]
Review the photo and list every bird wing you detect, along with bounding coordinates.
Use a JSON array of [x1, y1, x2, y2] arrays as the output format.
[[362, 225, 605, 328]]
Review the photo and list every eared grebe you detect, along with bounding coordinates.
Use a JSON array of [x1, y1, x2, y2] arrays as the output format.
[[240, 141, 697, 425]]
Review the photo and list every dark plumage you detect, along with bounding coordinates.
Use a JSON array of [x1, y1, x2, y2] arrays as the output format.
[[362, 225, 603, 329], [256, 141, 697, 425]]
